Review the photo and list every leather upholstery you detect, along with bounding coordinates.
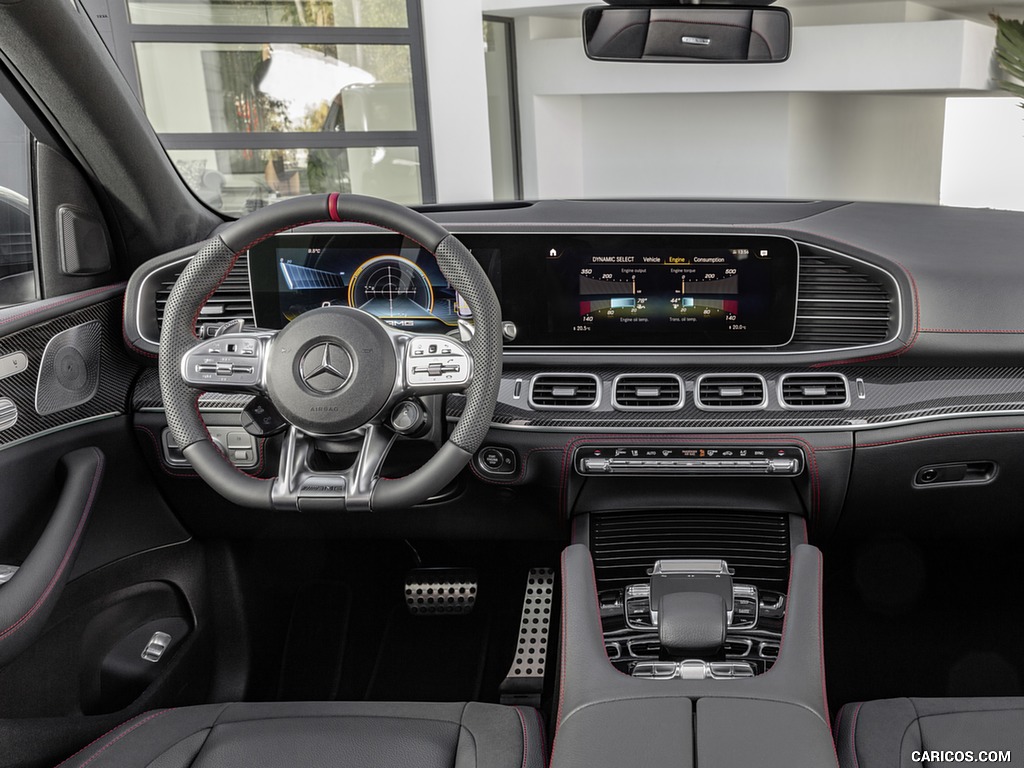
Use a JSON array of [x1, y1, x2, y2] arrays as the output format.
[[836, 698, 1024, 768], [658, 591, 727, 657], [55, 701, 546, 768]]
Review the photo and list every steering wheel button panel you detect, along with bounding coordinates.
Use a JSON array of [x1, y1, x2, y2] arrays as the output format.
[[182, 333, 271, 390], [404, 335, 471, 391]]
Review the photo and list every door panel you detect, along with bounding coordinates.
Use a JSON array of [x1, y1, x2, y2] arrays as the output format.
[[0, 288, 215, 768]]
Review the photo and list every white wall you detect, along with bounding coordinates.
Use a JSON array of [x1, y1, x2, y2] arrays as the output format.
[[579, 93, 793, 200], [421, 0, 494, 203], [788, 94, 947, 203], [941, 96, 1024, 211], [506, 11, 997, 205]]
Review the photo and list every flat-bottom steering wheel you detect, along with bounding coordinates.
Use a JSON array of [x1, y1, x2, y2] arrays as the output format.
[[158, 193, 502, 512]]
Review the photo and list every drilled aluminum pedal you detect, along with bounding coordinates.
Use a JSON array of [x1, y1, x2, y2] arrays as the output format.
[[500, 567, 555, 705], [405, 568, 477, 615]]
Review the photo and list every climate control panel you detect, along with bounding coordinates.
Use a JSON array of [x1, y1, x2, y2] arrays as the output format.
[[575, 445, 804, 477]]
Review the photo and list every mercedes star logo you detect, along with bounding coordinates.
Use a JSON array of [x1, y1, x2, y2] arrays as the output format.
[[300, 342, 351, 394]]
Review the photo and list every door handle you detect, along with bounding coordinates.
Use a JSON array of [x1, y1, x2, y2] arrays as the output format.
[[0, 447, 104, 667]]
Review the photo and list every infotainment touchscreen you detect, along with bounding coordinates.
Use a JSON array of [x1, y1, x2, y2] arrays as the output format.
[[492, 233, 799, 347]]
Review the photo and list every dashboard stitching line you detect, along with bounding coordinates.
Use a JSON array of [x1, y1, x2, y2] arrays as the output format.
[[921, 328, 1024, 334], [819, 427, 1024, 451], [134, 425, 199, 478], [121, 289, 158, 358], [0, 283, 125, 332], [468, 446, 562, 485]]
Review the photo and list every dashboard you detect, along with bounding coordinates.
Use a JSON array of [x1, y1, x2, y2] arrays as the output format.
[[120, 199, 1024, 540]]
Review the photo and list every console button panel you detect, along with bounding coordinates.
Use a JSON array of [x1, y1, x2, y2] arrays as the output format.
[[576, 445, 804, 476]]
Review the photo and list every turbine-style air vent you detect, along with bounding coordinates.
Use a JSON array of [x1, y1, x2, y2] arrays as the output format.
[[613, 375, 684, 410], [695, 374, 767, 410], [529, 373, 601, 409], [779, 373, 850, 409]]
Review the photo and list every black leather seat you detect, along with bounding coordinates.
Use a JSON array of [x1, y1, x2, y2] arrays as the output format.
[[56, 701, 546, 768], [836, 697, 1024, 768]]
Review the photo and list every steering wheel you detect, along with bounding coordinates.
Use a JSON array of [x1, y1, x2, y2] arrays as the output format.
[[157, 193, 502, 512]]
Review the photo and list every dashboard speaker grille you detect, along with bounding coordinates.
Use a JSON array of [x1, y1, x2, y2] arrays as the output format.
[[589, 510, 790, 593], [613, 375, 683, 410], [780, 373, 850, 408], [530, 373, 600, 409], [155, 254, 253, 334], [696, 374, 766, 409], [792, 246, 896, 349]]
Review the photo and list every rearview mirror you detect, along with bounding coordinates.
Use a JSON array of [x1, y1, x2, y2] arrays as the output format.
[[583, 5, 791, 63]]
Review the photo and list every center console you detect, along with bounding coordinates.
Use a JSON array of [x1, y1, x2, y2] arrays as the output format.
[[589, 506, 791, 681], [552, 508, 838, 768]]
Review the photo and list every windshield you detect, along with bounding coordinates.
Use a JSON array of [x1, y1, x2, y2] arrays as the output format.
[[94, 0, 1024, 215]]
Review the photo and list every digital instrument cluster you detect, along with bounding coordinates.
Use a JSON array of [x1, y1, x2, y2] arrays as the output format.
[[249, 234, 465, 334]]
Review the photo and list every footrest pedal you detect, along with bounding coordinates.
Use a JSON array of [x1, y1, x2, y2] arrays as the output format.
[[500, 567, 555, 706]]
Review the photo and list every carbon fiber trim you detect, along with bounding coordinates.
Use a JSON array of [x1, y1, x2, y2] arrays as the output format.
[[447, 366, 1024, 431], [0, 298, 135, 449]]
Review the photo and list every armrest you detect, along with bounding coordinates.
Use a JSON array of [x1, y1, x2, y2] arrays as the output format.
[[0, 447, 105, 667]]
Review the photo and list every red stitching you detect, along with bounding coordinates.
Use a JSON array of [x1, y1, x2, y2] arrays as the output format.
[[57, 709, 171, 768], [849, 701, 864, 768], [514, 706, 529, 768], [121, 289, 158, 359], [134, 425, 199, 478], [552, 550, 568, 759], [533, 708, 548, 768], [0, 449, 104, 642], [468, 447, 562, 486], [0, 283, 124, 331], [921, 328, 1024, 334], [823, 427, 1024, 452], [818, 549, 840, 767]]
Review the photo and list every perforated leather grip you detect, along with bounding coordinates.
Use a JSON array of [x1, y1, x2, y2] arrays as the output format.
[[434, 235, 502, 453], [158, 235, 237, 451]]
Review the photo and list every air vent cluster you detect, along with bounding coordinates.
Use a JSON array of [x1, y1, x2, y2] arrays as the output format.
[[792, 247, 895, 349], [155, 254, 254, 334], [695, 374, 766, 410], [779, 373, 850, 409], [529, 374, 600, 409], [613, 375, 683, 410]]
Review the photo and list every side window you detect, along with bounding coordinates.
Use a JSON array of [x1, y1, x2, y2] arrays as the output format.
[[0, 92, 34, 307]]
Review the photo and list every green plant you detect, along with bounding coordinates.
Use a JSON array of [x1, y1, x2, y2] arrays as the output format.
[[992, 14, 1024, 104]]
